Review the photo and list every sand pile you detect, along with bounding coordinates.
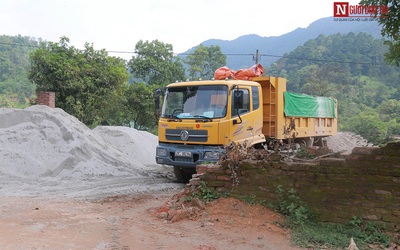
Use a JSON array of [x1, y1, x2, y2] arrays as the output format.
[[0, 105, 177, 197]]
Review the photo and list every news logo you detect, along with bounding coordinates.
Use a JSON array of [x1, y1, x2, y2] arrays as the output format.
[[334, 2, 349, 17], [333, 2, 388, 18]]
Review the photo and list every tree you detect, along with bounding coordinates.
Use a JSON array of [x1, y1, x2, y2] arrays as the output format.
[[28, 37, 129, 127], [184, 44, 226, 80], [100, 82, 156, 130], [359, 0, 400, 66], [128, 40, 185, 86], [378, 99, 400, 122], [349, 109, 388, 144], [123, 82, 156, 130], [299, 64, 350, 97], [0, 35, 38, 107]]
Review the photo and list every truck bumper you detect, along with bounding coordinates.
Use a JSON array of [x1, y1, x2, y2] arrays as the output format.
[[155, 143, 224, 171]]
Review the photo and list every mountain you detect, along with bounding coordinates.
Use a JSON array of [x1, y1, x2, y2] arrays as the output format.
[[181, 17, 382, 70]]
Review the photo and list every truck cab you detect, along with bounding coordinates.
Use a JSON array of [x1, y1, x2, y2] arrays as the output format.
[[155, 79, 264, 182]]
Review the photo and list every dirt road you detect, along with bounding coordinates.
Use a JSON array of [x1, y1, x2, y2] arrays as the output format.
[[0, 190, 301, 250]]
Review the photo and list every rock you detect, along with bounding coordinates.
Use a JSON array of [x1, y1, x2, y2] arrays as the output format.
[[170, 209, 191, 222], [191, 197, 206, 210], [347, 237, 359, 250]]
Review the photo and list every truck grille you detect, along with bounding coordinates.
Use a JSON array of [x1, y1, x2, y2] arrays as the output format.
[[165, 129, 208, 142], [175, 157, 194, 162]]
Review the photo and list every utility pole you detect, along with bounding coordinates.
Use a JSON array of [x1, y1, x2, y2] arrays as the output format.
[[254, 49, 259, 64]]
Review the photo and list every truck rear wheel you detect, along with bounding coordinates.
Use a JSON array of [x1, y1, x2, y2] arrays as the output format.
[[173, 166, 192, 183]]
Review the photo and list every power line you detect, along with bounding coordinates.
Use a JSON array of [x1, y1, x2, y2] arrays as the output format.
[[176, 52, 254, 56], [107, 50, 136, 54], [259, 54, 386, 65], [0, 41, 389, 66], [0, 41, 40, 48]]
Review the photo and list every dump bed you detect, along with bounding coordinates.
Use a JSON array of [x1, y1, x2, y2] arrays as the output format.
[[253, 76, 337, 141]]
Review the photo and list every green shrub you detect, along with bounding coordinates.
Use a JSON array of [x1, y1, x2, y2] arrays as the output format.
[[295, 148, 315, 159], [240, 194, 266, 205], [272, 185, 314, 226], [186, 181, 229, 202]]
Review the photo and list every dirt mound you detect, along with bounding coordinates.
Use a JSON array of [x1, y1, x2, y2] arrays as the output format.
[[149, 188, 298, 249]]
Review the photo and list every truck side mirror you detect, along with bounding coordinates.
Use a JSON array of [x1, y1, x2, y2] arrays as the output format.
[[232, 90, 244, 125], [153, 89, 162, 109], [233, 90, 244, 109]]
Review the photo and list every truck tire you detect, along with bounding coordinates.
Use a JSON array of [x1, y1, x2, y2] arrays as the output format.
[[173, 166, 192, 183], [173, 166, 185, 183]]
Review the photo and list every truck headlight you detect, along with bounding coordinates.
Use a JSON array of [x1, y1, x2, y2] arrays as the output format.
[[204, 151, 220, 159], [156, 148, 167, 157]]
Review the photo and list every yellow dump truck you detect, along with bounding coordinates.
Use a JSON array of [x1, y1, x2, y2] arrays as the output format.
[[155, 76, 337, 182]]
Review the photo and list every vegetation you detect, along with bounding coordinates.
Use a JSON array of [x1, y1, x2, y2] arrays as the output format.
[[0, 35, 39, 108], [128, 39, 185, 86], [272, 185, 314, 226], [29, 37, 129, 127], [360, 0, 400, 66], [291, 218, 391, 249], [295, 148, 316, 159], [120, 82, 157, 130], [184, 44, 226, 80], [185, 181, 229, 202], [270, 185, 391, 249], [240, 194, 266, 205]]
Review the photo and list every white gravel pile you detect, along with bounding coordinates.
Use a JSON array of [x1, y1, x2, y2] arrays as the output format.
[[0, 105, 178, 198], [326, 131, 372, 155], [93, 126, 159, 167]]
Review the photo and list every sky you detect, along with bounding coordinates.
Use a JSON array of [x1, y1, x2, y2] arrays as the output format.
[[0, 0, 359, 60]]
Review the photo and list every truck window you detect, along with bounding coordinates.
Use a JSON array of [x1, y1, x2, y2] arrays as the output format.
[[231, 89, 250, 116], [161, 85, 228, 119]]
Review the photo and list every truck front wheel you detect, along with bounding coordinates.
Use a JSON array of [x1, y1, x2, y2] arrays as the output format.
[[173, 166, 192, 183]]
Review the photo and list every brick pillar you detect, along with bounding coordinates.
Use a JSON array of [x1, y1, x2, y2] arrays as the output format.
[[36, 92, 55, 108]]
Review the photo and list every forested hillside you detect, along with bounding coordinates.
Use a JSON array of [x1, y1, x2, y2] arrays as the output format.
[[0, 35, 39, 107], [267, 32, 400, 144]]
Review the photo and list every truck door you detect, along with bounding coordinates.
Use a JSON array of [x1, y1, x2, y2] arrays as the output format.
[[229, 87, 254, 145]]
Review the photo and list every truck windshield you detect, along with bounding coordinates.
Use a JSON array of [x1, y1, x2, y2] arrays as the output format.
[[161, 85, 228, 119]]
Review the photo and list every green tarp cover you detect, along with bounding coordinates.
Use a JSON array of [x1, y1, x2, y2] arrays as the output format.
[[284, 92, 336, 118]]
